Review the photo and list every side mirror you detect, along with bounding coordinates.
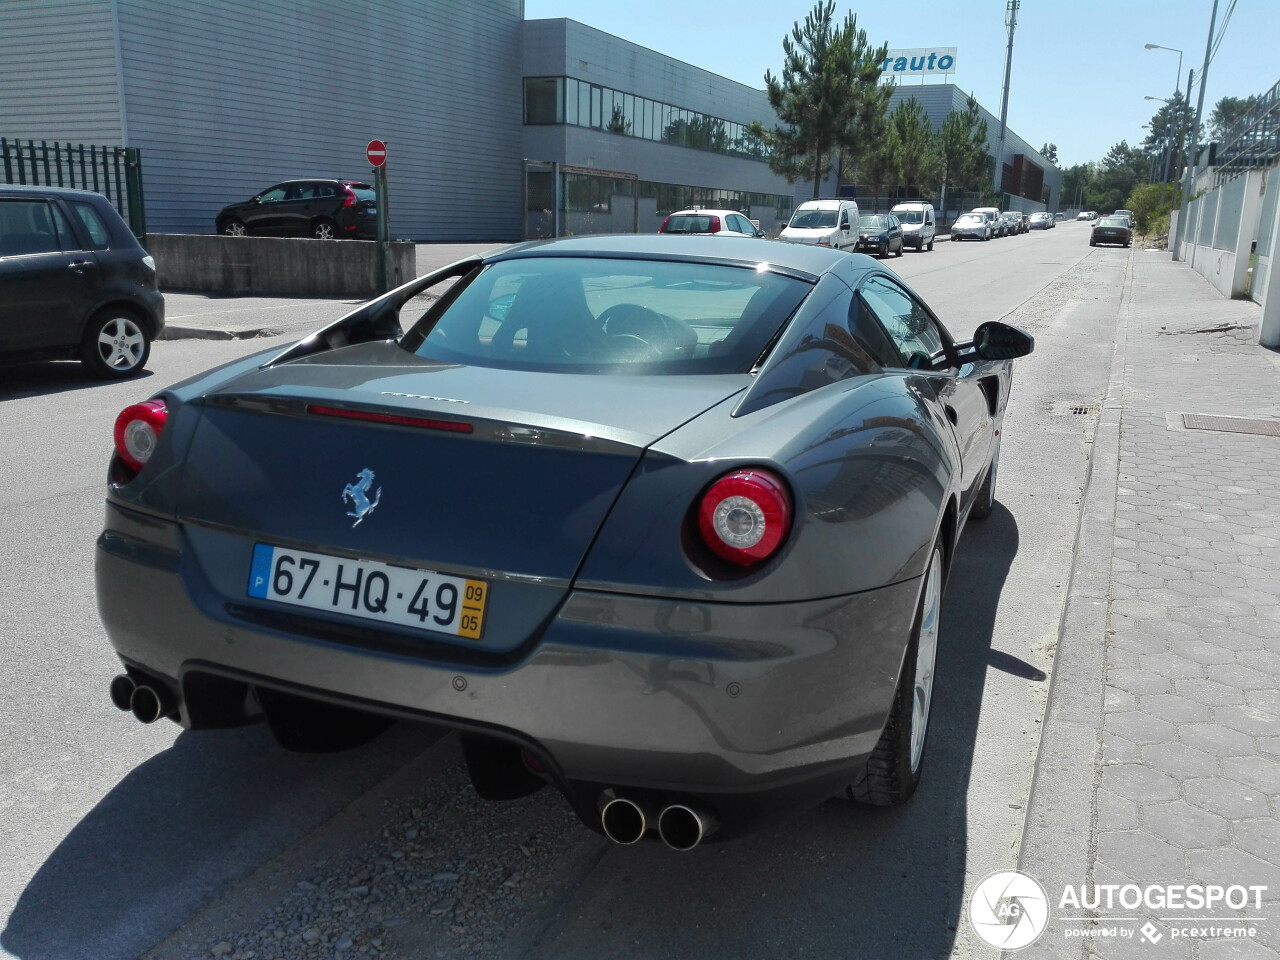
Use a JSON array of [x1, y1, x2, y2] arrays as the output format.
[[755, 230, 766, 238], [961, 321, 1035, 361], [252, 196, 263, 204]]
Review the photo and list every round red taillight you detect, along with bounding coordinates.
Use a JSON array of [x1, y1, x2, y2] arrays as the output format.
[[113, 399, 167, 472], [697, 468, 792, 566]]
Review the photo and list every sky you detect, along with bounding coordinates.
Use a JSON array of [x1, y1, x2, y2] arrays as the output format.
[[523, 0, 1280, 169]]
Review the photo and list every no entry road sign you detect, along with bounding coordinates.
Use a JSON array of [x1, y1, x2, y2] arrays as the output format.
[[366, 139, 387, 167]]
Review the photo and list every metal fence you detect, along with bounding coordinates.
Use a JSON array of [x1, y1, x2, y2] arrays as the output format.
[[1, 137, 146, 239], [1215, 77, 1280, 186]]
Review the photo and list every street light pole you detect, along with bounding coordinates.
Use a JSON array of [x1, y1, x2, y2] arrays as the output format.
[[1145, 96, 1175, 205], [1143, 44, 1184, 204], [1173, 0, 1219, 261]]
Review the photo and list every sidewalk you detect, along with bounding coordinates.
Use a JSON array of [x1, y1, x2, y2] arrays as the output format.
[[1020, 253, 1280, 957]]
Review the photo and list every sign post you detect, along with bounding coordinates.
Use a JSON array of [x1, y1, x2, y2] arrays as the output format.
[[366, 139, 389, 293]]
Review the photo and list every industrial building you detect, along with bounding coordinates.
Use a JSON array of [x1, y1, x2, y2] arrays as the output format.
[[0, 1, 1058, 240]]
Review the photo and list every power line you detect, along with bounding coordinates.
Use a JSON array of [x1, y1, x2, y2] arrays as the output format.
[[1208, 0, 1238, 64]]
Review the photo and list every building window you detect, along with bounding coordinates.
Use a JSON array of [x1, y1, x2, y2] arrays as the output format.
[[522, 76, 772, 161], [523, 77, 563, 125]]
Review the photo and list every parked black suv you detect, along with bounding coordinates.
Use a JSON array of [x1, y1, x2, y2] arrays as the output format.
[[215, 179, 377, 239], [0, 185, 165, 378]]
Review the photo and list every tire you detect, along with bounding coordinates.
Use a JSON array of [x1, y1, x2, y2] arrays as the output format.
[[1089, 238, 1097, 246], [847, 538, 944, 806], [970, 444, 999, 521], [895, 239, 903, 257], [927, 238, 934, 251], [221, 219, 246, 237], [81, 308, 151, 378], [312, 218, 337, 240]]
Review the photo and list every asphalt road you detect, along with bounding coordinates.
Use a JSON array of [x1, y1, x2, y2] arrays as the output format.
[[0, 222, 1132, 960]]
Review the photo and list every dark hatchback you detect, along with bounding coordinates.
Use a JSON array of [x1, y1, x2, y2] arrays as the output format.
[[0, 185, 164, 378], [1090, 216, 1133, 248], [215, 179, 377, 240], [855, 214, 904, 257]]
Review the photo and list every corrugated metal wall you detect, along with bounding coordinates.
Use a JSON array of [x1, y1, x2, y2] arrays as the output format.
[[115, 0, 523, 239], [0, 0, 125, 145]]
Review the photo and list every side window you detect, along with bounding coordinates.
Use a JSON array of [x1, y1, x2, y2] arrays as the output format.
[[849, 296, 902, 368], [839, 209, 850, 229], [259, 186, 287, 203], [860, 276, 949, 370], [50, 202, 83, 250], [286, 183, 316, 201], [314, 183, 337, 199], [69, 202, 109, 249], [0, 199, 63, 256]]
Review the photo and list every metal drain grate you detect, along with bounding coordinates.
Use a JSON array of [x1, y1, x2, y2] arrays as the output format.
[[1182, 414, 1280, 437], [1053, 401, 1101, 416]]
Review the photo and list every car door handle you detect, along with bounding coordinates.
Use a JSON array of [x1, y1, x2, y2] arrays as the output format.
[[67, 260, 92, 273]]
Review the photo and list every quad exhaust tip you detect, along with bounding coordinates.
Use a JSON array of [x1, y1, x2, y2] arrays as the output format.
[[110, 674, 175, 723], [601, 797, 649, 845], [109, 674, 135, 712], [658, 803, 716, 851]]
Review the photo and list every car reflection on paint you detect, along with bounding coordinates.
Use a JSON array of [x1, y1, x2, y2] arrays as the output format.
[[96, 235, 1033, 848]]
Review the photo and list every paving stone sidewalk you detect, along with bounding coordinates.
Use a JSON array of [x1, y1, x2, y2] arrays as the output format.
[[1020, 252, 1280, 959]]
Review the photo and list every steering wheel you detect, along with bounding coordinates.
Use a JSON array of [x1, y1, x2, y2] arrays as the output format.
[[601, 333, 664, 361], [598, 303, 659, 336]]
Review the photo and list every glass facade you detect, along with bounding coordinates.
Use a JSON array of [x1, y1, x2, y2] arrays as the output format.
[[523, 77, 770, 161], [524, 164, 792, 239]]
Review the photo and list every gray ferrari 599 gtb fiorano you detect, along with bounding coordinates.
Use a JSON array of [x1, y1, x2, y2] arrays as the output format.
[[97, 235, 1032, 849]]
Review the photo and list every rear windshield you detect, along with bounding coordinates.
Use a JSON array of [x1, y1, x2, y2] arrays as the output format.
[[895, 210, 924, 223], [402, 257, 811, 375], [662, 215, 716, 233], [345, 184, 376, 201], [788, 209, 837, 229], [1099, 217, 1129, 227]]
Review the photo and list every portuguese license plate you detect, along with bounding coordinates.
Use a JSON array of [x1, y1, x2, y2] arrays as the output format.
[[247, 544, 487, 639]]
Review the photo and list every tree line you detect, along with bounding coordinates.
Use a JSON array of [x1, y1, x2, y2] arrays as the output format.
[[1060, 92, 1258, 235], [746, 1, 994, 205]]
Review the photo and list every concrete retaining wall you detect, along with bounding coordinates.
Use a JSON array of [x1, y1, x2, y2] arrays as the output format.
[[146, 234, 416, 298]]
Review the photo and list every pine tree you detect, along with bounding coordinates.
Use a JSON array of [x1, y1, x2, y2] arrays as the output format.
[[748, 1, 891, 199]]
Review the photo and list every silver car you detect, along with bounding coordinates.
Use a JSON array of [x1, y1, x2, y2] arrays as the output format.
[[950, 213, 991, 241], [96, 236, 1033, 848]]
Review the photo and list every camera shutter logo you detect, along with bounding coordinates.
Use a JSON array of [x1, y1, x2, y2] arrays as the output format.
[[970, 871, 1050, 950]]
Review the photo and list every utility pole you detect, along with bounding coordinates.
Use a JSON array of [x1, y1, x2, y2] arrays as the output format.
[[993, 0, 1019, 196], [1173, 0, 1219, 261]]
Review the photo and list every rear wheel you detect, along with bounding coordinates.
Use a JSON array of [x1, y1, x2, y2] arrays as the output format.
[[312, 218, 337, 240], [895, 239, 903, 257], [847, 538, 943, 805], [81, 308, 151, 378], [1090, 238, 1097, 246]]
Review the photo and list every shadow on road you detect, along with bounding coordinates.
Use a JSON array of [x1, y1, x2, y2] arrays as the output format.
[[521, 503, 1027, 960], [4, 506, 1026, 960], [2, 722, 437, 960], [0, 361, 153, 401]]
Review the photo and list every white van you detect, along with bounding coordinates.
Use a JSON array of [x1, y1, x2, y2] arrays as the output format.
[[971, 206, 1002, 237], [891, 202, 936, 252], [779, 199, 860, 250]]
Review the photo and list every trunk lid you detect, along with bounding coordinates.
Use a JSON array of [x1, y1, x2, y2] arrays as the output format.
[[176, 343, 747, 652]]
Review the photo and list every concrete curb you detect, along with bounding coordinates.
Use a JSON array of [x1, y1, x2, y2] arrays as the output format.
[[159, 325, 287, 342], [1012, 251, 1134, 957]]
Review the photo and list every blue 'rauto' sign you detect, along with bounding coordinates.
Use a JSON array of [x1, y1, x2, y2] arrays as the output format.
[[865, 48, 958, 77]]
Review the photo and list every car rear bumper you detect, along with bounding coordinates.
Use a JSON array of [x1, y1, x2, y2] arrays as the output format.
[[97, 502, 919, 816]]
